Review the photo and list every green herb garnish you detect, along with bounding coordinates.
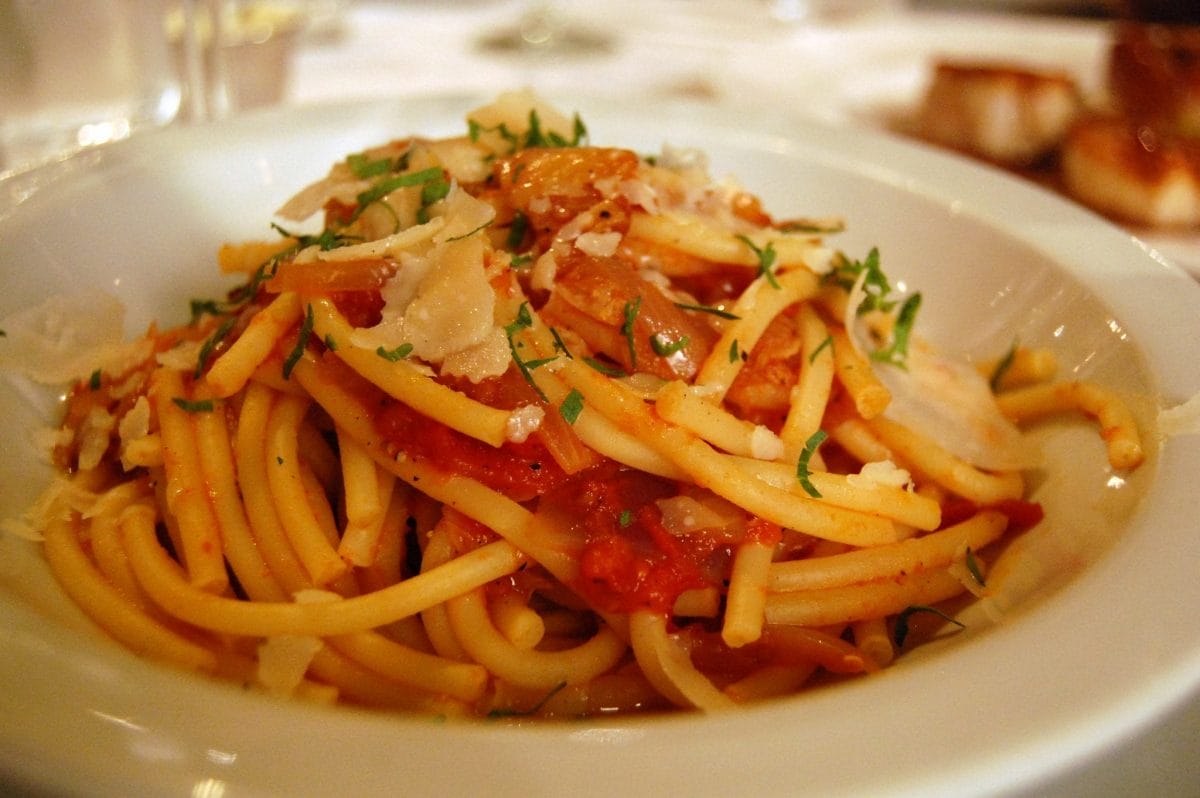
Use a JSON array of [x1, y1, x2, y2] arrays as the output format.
[[736, 235, 779, 289], [650, 333, 689, 357], [808, 334, 833, 364], [795, 429, 827, 498], [989, 339, 1019, 393], [870, 293, 921, 369], [504, 302, 551, 402], [894, 605, 965, 648], [965, 547, 986, 587], [88, 369, 102, 391], [194, 315, 238, 378], [282, 303, 315, 379], [620, 296, 642, 371], [826, 247, 894, 315], [346, 152, 394, 178], [172, 397, 214, 413], [550, 327, 573, 358], [583, 356, 625, 377], [376, 342, 414, 362], [506, 211, 530, 250], [674, 302, 740, 321], [487, 681, 568, 718], [559, 389, 585, 424]]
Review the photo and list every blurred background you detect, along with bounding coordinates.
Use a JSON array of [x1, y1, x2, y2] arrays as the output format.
[[5, 0, 1195, 271]]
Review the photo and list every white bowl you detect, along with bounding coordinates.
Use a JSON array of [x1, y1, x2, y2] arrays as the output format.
[[1, 94, 1198, 797]]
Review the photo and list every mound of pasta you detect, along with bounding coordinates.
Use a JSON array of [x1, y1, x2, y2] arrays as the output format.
[[16, 92, 1145, 717]]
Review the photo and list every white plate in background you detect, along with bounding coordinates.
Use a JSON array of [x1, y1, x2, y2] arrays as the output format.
[[0, 94, 1198, 797]]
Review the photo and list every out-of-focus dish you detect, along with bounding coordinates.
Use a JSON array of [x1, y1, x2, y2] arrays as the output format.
[[907, 22, 1200, 231], [0, 94, 1198, 796], [721, 14, 1200, 276]]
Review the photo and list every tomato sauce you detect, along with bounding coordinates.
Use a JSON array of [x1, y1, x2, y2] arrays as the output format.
[[941, 496, 1045, 530], [543, 464, 719, 615], [376, 398, 570, 503]]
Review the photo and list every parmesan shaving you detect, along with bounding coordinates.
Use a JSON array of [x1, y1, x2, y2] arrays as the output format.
[[575, 231, 622, 258], [505, 404, 545, 443], [843, 279, 1040, 471], [1159, 391, 1200, 436], [846, 460, 913, 490], [313, 217, 444, 263], [76, 406, 116, 472], [0, 291, 128, 384], [118, 396, 152, 471], [440, 327, 511, 383], [749, 425, 785, 461], [156, 340, 203, 371], [256, 635, 323, 695], [656, 494, 743, 536]]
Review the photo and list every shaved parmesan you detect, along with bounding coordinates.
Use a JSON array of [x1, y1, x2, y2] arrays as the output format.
[[256, 635, 323, 695], [118, 396, 152, 471], [351, 235, 496, 368], [575, 231, 622, 258], [76, 406, 116, 472], [878, 336, 1041, 471], [440, 326, 510, 383], [505, 404, 545, 443], [847, 460, 913, 490], [0, 291, 128, 384], [749, 425, 785, 461], [656, 494, 743, 537], [1159, 391, 1200, 436]]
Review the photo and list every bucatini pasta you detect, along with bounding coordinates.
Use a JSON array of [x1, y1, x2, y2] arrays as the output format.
[[9, 91, 1146, 718]]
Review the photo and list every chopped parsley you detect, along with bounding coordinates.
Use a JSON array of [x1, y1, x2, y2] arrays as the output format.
[[506, 211, 530, 250], [736, 235, 779, 289], [504, 302, 551, 402], [583, 356, 626, 377], [486, 681, 568, 718], [189, 299, 222, 324], [172, 397, 214, 413], [965, 547, 987, 587], [282, 303, 315, 379], [673, 302, 740, 321], [808, 334, 833, 364], [650, 333, 689, 357], [989, 339, 1019, 393], [270, 222, 358, 254], [350, 167, 446, 226], [559, 389, 585, 424], [869, 293, 921, 369], [618, 509, 633, 527], [549, 327, 573, 358], [620, 296, 642, 371], [445, 220, 494, 243], [323, 333, 338, 352], [728, 338, 741, 364], [88, 369, 102, 391], [346, 152, 394, 178], [778, 217, 845, 234], [376, 342, 414, 362], [893, 605, 965, 648], [468, 110, 588, 154], [825, 247, 894, 315], [194, 315, 238, 378], [795, 429, 827, 498]]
